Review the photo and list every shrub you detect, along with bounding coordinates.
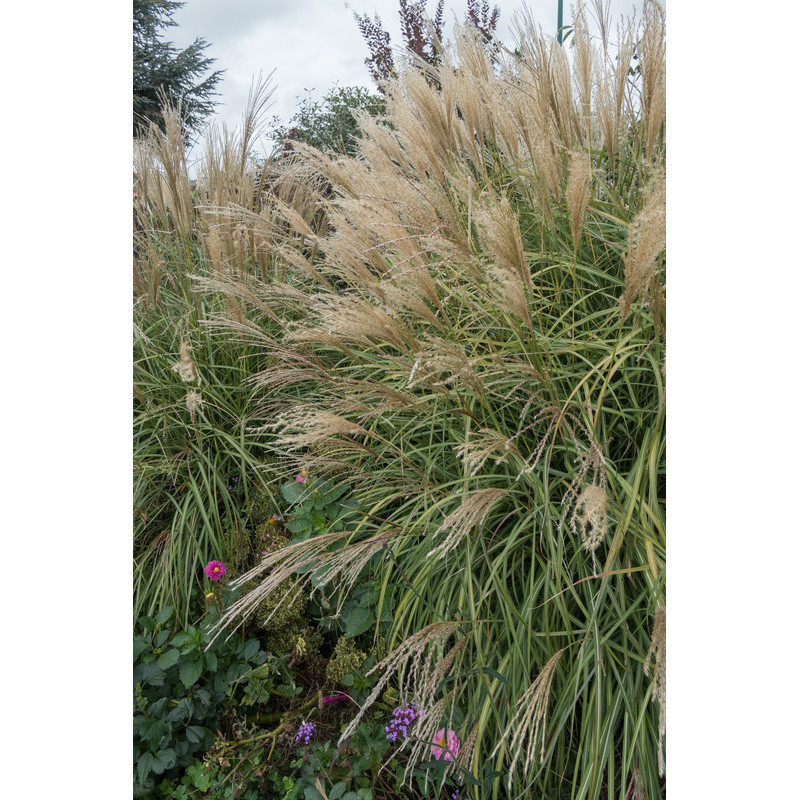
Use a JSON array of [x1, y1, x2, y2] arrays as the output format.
[[132, 606, 267, 797]]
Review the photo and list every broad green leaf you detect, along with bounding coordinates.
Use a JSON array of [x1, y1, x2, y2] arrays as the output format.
[[344, 606, 374, 637], [286, 517, 312, 534], [282, 481, 310, 504], [155, 606, 174, 625], [179, 658, 203, 688], [157, 649, 181, 670], [329, 782, 346, 800]]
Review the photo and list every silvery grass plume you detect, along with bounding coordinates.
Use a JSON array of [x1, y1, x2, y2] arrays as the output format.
[[491, 648, 565, 793], [185, 389, 203, 422], [644, 605, 666, 775], [620, 169, 666, 322], [570, 484, 608, 553], [207, 528, 395, 646], [338, 622, 469, 783], [428, 488, 508, 558], [171, 338, 200, 383]]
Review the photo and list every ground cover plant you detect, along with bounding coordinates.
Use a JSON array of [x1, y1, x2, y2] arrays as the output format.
[[134, 1, 665, 797]]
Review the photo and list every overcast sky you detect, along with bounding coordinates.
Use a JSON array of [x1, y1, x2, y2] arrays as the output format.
[[168, 0, 641, 158]]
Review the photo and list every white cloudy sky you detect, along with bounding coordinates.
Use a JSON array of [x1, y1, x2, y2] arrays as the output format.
[[168, 0, 641, 154]]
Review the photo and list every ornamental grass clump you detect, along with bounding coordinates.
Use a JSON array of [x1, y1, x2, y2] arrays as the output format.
[[193, 2, 665, 797]]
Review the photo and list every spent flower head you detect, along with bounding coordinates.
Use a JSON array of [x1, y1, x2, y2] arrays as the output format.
[[204, 560, 227, 581]]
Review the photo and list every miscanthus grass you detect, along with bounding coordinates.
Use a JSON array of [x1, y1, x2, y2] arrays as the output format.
[[140, 1, 666, 796]]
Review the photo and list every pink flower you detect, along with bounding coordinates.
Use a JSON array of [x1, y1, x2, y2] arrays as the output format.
[[431, 728, 460, 761], [204, 560, 227, 581], [295, 468, 310, 484]]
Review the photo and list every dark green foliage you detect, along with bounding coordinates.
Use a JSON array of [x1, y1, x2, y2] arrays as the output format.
[[132, 607, 266, 797], [280, 475, 362, 542], [133, 0, 223, 138], [271, 85, 385, 157]]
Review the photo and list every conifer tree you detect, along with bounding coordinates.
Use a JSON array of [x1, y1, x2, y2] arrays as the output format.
[[133, 0, 223, 138]]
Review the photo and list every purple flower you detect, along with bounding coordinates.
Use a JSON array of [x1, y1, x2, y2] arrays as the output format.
[[385, 703, 421, 742], [269, 514, 282, 524], [295, 721, 316, 745], [204, 560, 227, 581]]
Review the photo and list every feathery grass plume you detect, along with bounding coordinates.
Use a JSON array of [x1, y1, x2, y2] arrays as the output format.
[[269, 407, 375, 452], [185, 389, 203, 422], [135, 95, 195, 241], [644, 605, 666, 775], [454, 428, 521, 476], [429, 488, 508, 558], [595, 13, 636, 172], [339, 622, 463, 743], [570, 483, 608, 552], [286, 294, 418, 353], [171, 337, 200, 383], [492, 648, 565, 792], [639, 0, 667, 158], [620, 168, 666, 320], [572, 2, 597, 148], [566, 149, 593, 249], [549, 38, 582, 149], [408, 337, 485, 398], [208, 529, 374, 645], [474, 192, 533, 322]]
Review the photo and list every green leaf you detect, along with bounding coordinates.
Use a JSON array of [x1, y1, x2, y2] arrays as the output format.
[[137, 662, 166, 687], [185, 725, 207, 743], [204, 651, 218, 672], [341, 793, 360, 800], [179, 658, 203, 688], [154, 629, 170, 648], [282, 481, 311, 504], [137, 751, 157, 785], [157, 649, 181, 670], [286, 517, 312, 534], [239, 639, 261, 662], [170, 632, 195, 650], [312, 510, 327, 529], [155, 606, 174, 625], [133, 636, 150, 661], [157, 747, 177, 771], [329, 783, 347, 800], [344, 606, 374, 637]]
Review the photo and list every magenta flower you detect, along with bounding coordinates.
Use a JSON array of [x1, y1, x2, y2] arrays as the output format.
[[431, 728, 460, 761], [322, 693, 351, 706], [204, 560, 227, 581], [295, 468, 310, 485]]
